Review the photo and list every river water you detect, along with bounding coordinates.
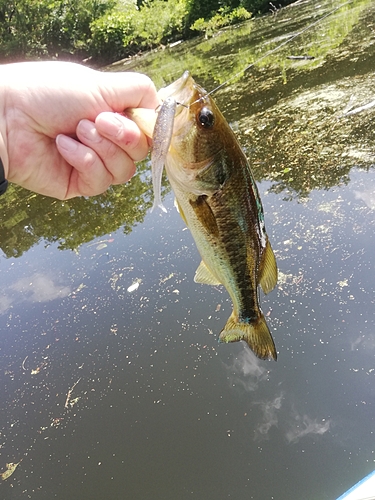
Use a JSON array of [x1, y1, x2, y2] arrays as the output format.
[[1, 0, 375, 498]]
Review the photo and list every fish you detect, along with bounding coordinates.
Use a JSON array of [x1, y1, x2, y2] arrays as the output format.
[[128, 71, 278, 360]]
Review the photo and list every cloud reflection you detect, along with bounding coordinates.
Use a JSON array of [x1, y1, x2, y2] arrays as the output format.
[[254, 393, 284, 440], [227, 346, 269, 392], [253, 396, 331, 443], [0, 273, 71, 314], [350, 333, 375, 351], [226, 348, 331, 445], [286, 412, 331, 444], [354, 185, 375, 209]]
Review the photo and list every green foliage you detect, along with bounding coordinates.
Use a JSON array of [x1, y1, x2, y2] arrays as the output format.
[[131, 0, 190, 48], [0, 0, 50, 59], [0, 0, 115, 61], [0, 0, 305, 65], [90, 0, 190, 61], [43, 0, 115, 56], [190, 6, 251, 37], [90, 6, 138, 61], [239, 0, 293, 15], [0, 0, 278, 64]]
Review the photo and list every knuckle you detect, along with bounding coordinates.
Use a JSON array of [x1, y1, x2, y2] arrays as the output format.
[[103, 141, 119, 161], [82, 151, 97, 171]]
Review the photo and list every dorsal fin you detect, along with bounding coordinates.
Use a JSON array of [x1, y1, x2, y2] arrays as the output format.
[[258, 239, 278, 295]]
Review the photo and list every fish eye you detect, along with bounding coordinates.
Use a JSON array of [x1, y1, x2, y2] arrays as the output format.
[[198, 107, 215, 128]]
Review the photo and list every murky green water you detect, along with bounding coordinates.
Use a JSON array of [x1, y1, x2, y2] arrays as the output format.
[[2, 0, 375, 498]]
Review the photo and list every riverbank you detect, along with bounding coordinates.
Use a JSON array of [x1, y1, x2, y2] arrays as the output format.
[[0, 0, 296, 67]]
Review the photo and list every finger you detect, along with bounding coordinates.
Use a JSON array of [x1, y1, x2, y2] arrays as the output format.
[[98, 72, 160, 111], [76, 119, 137, 183], [56, 134, 113, 198], [94, 112, 150, 162]]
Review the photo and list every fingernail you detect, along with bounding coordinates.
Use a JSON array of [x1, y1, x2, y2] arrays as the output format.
[[56, 134, 78, 152], [100, 113, 124, 138], [78, 119, 101, 143]]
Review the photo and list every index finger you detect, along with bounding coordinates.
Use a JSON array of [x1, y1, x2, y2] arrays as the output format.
[[98, 72, 160, 112]]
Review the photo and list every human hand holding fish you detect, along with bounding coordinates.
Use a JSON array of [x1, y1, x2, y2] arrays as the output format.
[[0, 61, 159, 199], [129, 71, 278, 360]]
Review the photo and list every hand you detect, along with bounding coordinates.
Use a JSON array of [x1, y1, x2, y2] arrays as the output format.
[[1, 61, 159, 199]]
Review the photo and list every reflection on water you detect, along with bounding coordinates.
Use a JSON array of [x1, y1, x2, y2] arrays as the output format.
[[0, 273, 71, 314], [2, 0, 375, 498]]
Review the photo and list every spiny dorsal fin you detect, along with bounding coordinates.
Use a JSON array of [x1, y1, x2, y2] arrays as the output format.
[[219, 312, 277, 360], [259, 238, 278, 295], [194, 260, 221, 286]]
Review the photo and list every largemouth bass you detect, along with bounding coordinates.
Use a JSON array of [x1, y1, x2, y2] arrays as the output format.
[[129, 71, 278, 360]]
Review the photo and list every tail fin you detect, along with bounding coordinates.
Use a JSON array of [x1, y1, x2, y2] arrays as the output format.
[[219, 312, 277, 360]]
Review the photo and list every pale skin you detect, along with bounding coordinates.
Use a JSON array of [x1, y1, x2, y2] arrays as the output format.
[[0, 61, 160, 199]]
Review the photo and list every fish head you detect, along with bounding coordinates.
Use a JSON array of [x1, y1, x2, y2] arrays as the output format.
[[165, 71, 226, 162], [162, 72, 235, 195], [129, 71, 235, 195]]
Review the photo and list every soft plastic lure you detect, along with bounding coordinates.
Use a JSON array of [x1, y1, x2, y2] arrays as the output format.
[[150, 96, 177, 212]]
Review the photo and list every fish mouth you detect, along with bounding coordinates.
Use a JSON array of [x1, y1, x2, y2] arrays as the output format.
[[158, 71, 190, 99], [158, 71, 193, 104], [158, 71, 206, 113], [128, 71, 206, 139]]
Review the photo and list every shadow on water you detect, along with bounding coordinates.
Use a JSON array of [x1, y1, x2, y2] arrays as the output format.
[[2, 0, 375, 499]]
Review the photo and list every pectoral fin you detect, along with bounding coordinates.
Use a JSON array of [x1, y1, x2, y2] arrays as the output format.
[[189, 195, 219, 237], [174, 198, 188, 226], [194, 260, 221, 286], [258, 239, 278, 295]]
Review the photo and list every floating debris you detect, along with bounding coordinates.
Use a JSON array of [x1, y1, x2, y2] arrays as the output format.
[[21, 355, 28, 371], [65, 378, 82, 409], [96, 243, 108, 250], [341, 97, 375, 117], [87, 238, 114, 248], [160, 273, 175, 284], [127, 279, 142, 293], [1, 462, 21, 481], [31, 362, 47, 375], [337, 279, 349, 288], [287, 55, 315, 60]]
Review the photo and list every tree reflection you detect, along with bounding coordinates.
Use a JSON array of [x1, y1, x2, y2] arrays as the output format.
[[0, 160, 170, 258]]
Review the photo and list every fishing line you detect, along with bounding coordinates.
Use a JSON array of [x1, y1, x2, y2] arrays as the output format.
[[190, 0, 354, 105]]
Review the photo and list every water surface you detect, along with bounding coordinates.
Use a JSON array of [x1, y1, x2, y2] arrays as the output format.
[[1, 0, 375, 498]]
